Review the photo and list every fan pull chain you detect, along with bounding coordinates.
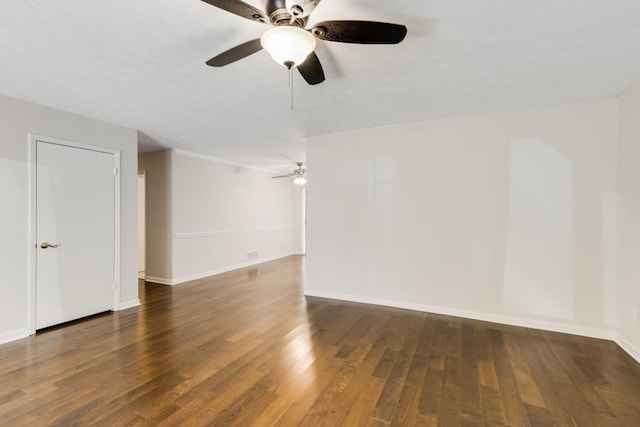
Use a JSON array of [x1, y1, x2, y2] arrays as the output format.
[[290, 67, 294, 110], [285, 65, 295, 110]]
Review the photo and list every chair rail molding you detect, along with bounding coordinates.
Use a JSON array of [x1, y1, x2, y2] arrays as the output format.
[[174, 226, 294, 239]]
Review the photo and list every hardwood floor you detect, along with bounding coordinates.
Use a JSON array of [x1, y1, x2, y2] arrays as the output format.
[[1, 255, 639, 426]]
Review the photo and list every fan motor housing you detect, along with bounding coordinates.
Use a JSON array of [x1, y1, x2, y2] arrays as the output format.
[[285, 0, 321, 18], [266, 0, 306, 26]]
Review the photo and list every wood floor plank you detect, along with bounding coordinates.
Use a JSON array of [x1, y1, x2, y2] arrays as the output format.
[[460, 321, 482, 420], [479, 384, 507, 425], [371, 314, 422, 423], [524, 403, 554, 427], [417, 366, 445, 417], [299, 341, 373, 425], [340, 376, 386, 426], [321, 344, 387, 426], [437, 355, 462, 425], [390, 352, 429, 426], [0, 256, 639, 425], [516, 329, 576, 426], [545, 335, 616, 419], [490, 337, 530, 425]]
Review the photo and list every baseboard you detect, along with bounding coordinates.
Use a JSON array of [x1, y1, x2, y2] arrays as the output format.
[[616, 334, 640, 365], [303, 290, 617, 341], [147, 253, 298, 286], [0, 328, 30, 345], [118, 299, 141, 310], [144, 276, 174, 286]]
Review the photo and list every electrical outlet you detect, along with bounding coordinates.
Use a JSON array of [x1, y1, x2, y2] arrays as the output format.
[[369, 271, 377, 281], [247, 250, 258, 260]]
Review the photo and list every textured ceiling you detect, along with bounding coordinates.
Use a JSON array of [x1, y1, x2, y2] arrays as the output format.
[[1, 0, 640, 172]]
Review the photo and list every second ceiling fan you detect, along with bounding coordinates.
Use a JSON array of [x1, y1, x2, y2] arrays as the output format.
[[202, 0, 407, 85]]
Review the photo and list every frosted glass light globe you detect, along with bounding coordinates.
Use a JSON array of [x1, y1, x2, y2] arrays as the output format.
[[293, 176, 306, 186], [261, 26, 316, 68]]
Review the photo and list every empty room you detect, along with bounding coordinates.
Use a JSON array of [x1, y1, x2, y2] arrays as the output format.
[[1, 0, 640, 425]]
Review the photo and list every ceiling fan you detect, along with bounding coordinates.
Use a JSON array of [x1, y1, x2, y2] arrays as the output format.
[[273, 162, 306, 185], [202, 0, 408, 85]]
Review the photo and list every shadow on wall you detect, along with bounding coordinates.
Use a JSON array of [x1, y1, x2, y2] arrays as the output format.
[[502, 138, 573, 320]]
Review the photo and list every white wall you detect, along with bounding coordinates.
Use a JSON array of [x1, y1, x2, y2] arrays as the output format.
[[142, 149, 303, 285], [0, 94, 138, 344], [306, 99, 619, 339], [618, 82, 640, 361]]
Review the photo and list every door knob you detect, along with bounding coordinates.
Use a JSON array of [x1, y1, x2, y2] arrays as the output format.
[[40, 242, 59, 249]]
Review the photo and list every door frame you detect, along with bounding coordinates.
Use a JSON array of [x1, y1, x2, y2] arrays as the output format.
[[28, 134, 122, 335]]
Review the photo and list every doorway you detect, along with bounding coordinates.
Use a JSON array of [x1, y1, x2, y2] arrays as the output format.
[[302, 187, 306, 254], [138, 172, 146, 279], [29, 136, 120, 332]]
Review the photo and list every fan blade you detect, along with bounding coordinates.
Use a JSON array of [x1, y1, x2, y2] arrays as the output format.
[[201, 0, 267, 23], [311, 20, 407, 44], [272, 174, 293, 179], [206, 39, 263, 67], [297, 51, 325, 85]]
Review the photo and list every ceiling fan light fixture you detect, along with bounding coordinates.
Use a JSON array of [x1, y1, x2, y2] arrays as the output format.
[[260, 26, 316, 68], [293, 175, 306, 186]]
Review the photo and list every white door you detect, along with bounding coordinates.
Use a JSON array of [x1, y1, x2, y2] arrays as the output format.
[[36, 141, 116, 329]]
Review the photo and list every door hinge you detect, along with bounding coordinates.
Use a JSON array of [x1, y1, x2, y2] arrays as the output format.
[[112, 281, 117, 290], [113, 168, 118, 176]]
